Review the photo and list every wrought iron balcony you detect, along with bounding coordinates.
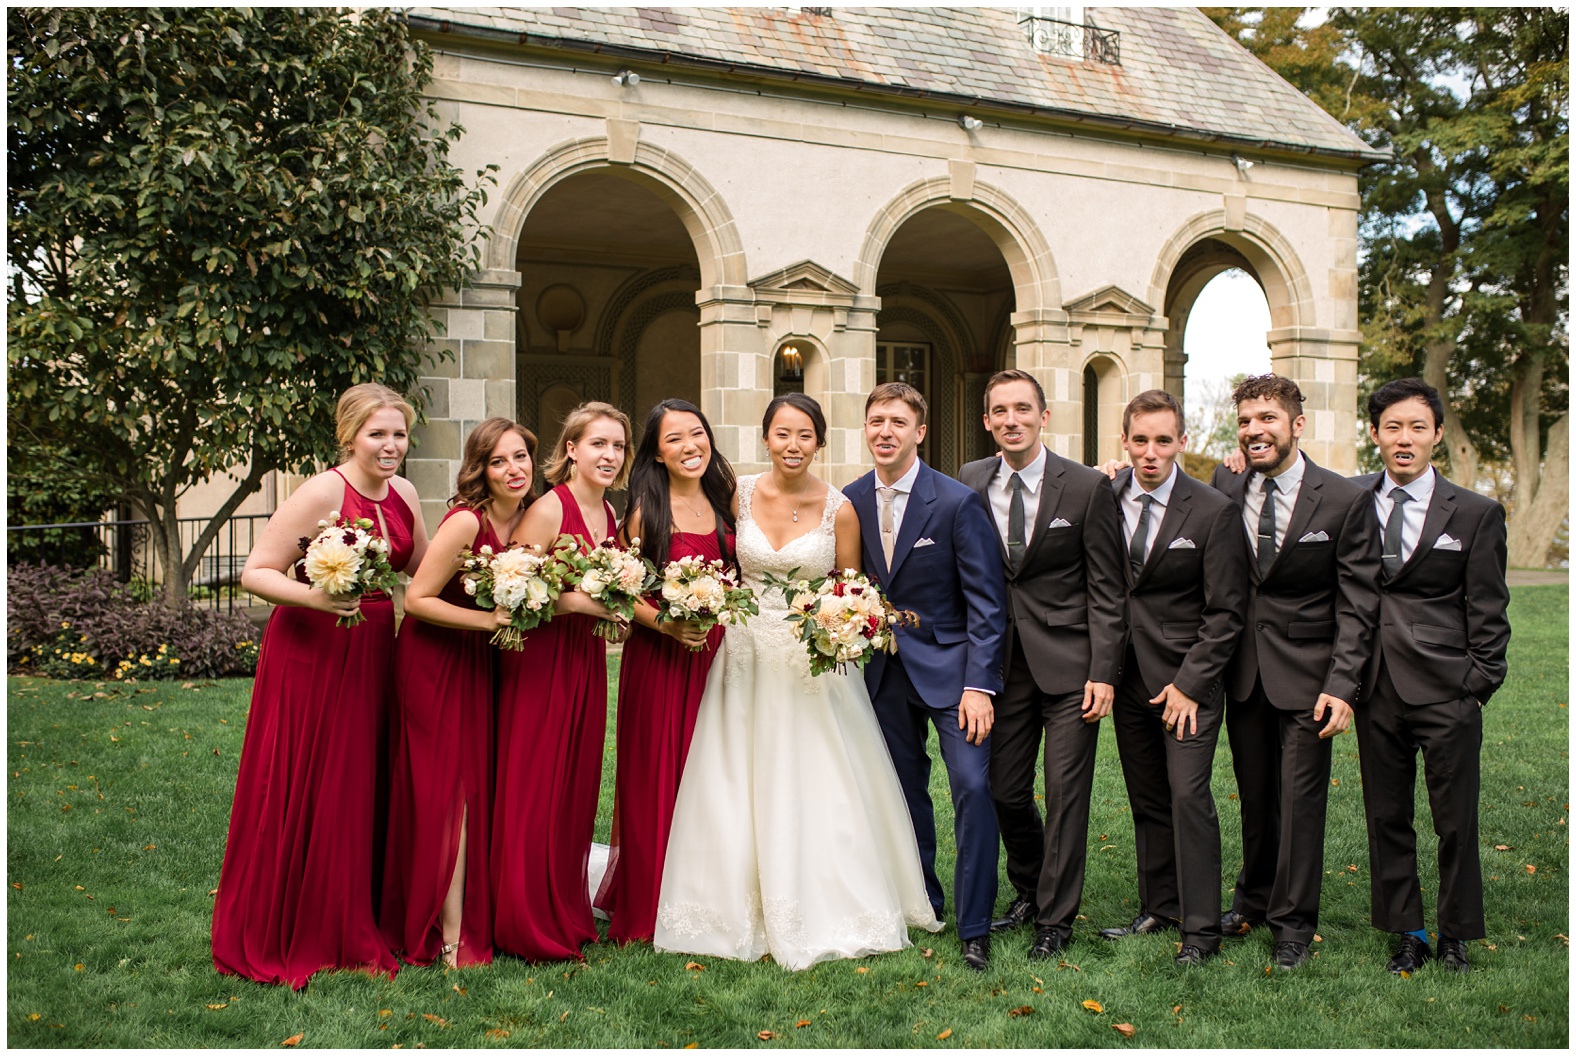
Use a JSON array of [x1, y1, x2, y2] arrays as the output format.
[[1019, 15, 1120, 65]]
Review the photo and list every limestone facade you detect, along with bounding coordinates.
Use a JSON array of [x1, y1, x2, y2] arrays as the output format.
[[402, 7, 1382, 528]]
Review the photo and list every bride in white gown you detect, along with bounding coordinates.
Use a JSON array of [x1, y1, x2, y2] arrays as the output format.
[[653, 394, 941, 970]]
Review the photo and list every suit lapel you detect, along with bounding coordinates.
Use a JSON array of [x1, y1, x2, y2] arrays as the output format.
[[1393, 477, 1456, 583], [1022, 446, 1064, 565], [967, 460, 1012, 567], [848, 473, 889, 579], [887, 462, 936, 579], [1136, 476, 1192, 587], [1266, 459, 1323, 579]]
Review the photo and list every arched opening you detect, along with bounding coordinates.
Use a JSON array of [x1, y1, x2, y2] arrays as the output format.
[[1081, 355, 1125, 466], [513, 169, 702, 446], [874, 205, 1017, 474], [1181, 268, 1271, 462]]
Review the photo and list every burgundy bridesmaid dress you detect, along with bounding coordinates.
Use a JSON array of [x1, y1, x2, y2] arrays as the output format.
[[595, 529, 731, 943], [379, 507, 501, 967], [491, 483, 616, 962], [212, 469, 413, 989]]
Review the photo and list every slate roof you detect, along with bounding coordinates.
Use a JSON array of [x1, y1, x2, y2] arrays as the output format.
[[407, 7, 1386, 162]]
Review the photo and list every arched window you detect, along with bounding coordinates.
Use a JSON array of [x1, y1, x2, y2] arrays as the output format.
[[1082, 364, 1099, 466]]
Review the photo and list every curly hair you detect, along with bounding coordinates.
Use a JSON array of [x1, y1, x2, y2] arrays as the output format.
[[1230, 374, 1305, 421], [450, 417, 538, 510]]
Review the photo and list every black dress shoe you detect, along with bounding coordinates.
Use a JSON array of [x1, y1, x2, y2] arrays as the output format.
[[1437, 938, 1470, 973], [1027, 926, 1066, 961], [1273, 941, 1310, 969], [1098, 912, 1179, 940], [960, 934, 990, 972], [1175, 944, 1216, 967], [990, 894, 1037, 933], [1220, 909, 1263, 937], [1386, 933, 1431, 974]]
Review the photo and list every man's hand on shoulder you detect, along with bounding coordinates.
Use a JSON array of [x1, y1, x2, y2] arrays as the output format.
[[1097, 459, 1129, 480], [958, 689, 994, 745], [1221, 448, 1247, 474]]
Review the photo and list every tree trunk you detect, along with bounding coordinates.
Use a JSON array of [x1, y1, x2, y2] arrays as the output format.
[[158, 503, 188, 609], [1505, 412, 1568, 568], [1421, 333, 1479, 490]]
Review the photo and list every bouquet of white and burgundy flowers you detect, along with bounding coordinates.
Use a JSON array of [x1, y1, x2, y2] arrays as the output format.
[[765, 567, 918, 676], [459, 541, 579, 650], [565, 536, 661, 640], [298, 512, 400, 627], [655, 554, 758, 650]]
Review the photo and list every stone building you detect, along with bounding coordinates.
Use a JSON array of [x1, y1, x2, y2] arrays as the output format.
[[402, 5, 1384, 528]]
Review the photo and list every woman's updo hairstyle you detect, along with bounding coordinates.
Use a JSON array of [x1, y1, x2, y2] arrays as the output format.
[[335, 383, 416, 463]]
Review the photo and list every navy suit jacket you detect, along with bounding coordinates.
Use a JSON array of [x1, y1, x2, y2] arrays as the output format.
[[845, 460, 1007, 710]]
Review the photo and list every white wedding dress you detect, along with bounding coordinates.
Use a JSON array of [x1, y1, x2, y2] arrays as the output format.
[[653, 475, 941, 970]]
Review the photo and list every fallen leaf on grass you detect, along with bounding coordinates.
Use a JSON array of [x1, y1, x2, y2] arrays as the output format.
[[379, 1010, 391, 1018], [1080, 1000, 1102, 1014], [684, 1044, 698, 1049], [757, 1030, 776, 1040], [1009, 1006, 1036, 1018], [1554, 934, 1569, 947], [484, 1029, 510, 1038], [1495, 844, 1512, 851], [1312, 934, 1323, 943], [920, 948, 933, 958], [1057, 960, 1081, 972], [1172, 1005, 1182, 1015], [28, 1013, 40, 1021], [281, 1034, 303, 1047], [1526, 864, 1536, 874], [1497, 1005, 1510, 1014], [11, 882, 21, 890], [452, 984, 467, 996], [684, 962, 705, 972], [795, 1020, 811, 1028], [422, 1014, 448, 1027], [559, 1011, 569, 1022], [206, 1003, 228, 1010], [74, 963, 84, 971], [1399, 970, 1411, 979], [936, 1028, 952, 1040], [855, 966, 868, 973], [1264, 965, 1272, 976], [144, 844, 157, 851], [1112, 1023, 1136, 1038], [1032, 987, 1042, 993]]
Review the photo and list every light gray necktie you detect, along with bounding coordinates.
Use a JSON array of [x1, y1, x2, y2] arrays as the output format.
[[877, 486, 896, 569]]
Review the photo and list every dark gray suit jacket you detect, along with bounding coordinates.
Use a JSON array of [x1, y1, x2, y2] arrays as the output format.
[[1210, 455, 1381, 710], [1352, 471, 1511, 705], [959, 447, 1127, 695], [1114, 467, 1248, 702]]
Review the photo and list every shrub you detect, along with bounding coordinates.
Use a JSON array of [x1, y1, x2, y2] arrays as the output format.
[[7, 564, 259, 680]]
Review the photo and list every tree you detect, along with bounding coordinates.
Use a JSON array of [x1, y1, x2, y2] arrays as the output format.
[[7, 8, 496, 605], [1204, 8, 1568, 567]]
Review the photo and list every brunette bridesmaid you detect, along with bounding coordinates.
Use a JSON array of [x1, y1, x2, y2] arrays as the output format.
[[380, 418, 536, 968], [214, 383, 428, 988], [492, 401, 631, 962], [594, 400, 736, 943]]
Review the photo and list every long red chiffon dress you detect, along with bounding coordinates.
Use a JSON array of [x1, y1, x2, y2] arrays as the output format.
[[212, 468, 412, 989], [491, 484, 616, 962], [594, 529, 731, 943], [379, 506, 502, 967]]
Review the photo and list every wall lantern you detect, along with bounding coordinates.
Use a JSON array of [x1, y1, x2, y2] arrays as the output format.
[[958, 114, 984, 131], [612, 69, 640, 87], [774, 345, 806, 396]]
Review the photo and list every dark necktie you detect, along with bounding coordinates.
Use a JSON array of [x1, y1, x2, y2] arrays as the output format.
[[1381, 487, 1413, 576], [1128, 493, 1154, 578], [1007, 473, 1026, 568], [1256, 476, 1279, 577]]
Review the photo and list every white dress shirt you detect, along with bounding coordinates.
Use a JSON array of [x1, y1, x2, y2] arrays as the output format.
[[1242, 450, 1306, 558], [1122, 461, 1179, 565], [1374, 465, 1436, 563], [875, 455, 923, 541], [988, 445, 1047, 547]]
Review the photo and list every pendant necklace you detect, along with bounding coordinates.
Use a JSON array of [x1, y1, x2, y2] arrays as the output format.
[[674, 492, 707, 520]]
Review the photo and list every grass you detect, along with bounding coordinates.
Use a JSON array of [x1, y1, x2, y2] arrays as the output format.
[[6, 586, 1568, 1047]]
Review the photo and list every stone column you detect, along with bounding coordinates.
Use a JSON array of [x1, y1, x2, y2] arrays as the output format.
[[408, 268, 521, 532], [697, 285, 767, 476], [1007, 307, 1076, 459], [1269, 327, 1362, 473]]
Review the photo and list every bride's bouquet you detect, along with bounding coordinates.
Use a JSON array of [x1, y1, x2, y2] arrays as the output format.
[[765, 567, 918, 676], [459, 541, 578, 650], [565, 537, 661, 640], [655, 555, 758, 650], [298, 512, 400, 627]]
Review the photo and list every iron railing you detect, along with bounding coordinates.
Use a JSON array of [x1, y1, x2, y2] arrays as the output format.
[[6, 514, 273, 612], [1020, 15, 1121, 65]]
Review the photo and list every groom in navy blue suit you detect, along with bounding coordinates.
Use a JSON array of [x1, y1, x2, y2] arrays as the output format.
[[845, 382, 1007, 971]]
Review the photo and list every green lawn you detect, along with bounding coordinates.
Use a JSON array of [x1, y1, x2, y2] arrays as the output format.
[[7, 587, 1568, 1047]]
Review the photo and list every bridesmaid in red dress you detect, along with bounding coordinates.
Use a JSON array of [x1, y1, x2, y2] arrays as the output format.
[[380, 418, 536, 969], [492, 400, 632, 962], [595, 399, 737, 943], [214, 383, 429, 989]]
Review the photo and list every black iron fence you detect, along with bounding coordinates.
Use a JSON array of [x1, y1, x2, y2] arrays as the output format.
[[6, 513, 273, 612]]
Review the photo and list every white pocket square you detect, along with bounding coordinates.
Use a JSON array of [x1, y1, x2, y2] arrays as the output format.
[[1298, 530, 1330, 543], [912, 537, 936, 548], [1434, 533, 1463, 552], [1047, 517, 1073, 529], [1167, 537, 1196, 550]]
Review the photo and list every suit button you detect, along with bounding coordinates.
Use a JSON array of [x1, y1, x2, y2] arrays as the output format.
[[1256, 622, 1265, 631]]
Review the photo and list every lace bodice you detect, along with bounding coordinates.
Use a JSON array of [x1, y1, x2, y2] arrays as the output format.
[[727, 474, 845, 688]]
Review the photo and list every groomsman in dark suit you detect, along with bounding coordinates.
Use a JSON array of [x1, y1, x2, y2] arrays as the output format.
[[958, 369, 1126, 959], [1097, 390, 1247, 966], [846, 382, 1007, 971], [1352, 377, 1510, 974], [1210, 374, 1380, 970]]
